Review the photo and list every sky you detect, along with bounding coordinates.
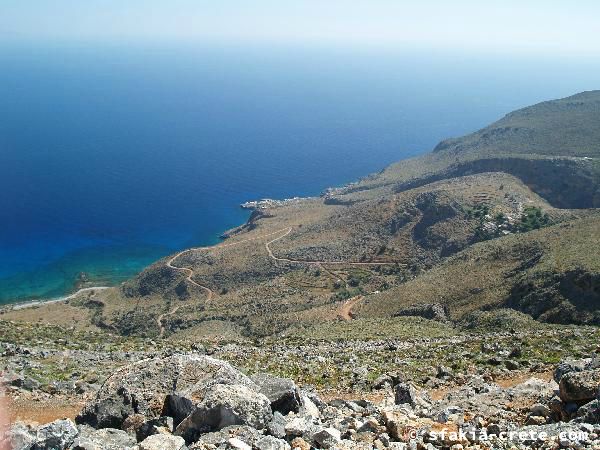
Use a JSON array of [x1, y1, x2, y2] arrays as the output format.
[[1, 0, 600, 55]]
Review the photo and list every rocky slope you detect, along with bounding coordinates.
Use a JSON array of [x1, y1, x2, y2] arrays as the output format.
[[2, 91, 600, 449], [3, 349, 600, 449]]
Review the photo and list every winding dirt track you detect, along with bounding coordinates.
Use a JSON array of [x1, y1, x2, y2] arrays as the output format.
[[265, 228, 403, 266], [166, 227, 294, 300], [157, 305, 181, 338], [160, 228, 292, 335], [338, 295, 363, 321], [160, 226, 405, 334]]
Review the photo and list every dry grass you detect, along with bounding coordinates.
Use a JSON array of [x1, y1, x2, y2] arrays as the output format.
[[7, 397, 84, 424]]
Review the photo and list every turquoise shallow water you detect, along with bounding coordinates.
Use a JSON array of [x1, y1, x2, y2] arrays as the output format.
[[1, 43, 599, 304]]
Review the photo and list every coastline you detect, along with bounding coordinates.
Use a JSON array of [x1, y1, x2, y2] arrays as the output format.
[[2, 286, 112, 311], [1, 195, 317, 311]]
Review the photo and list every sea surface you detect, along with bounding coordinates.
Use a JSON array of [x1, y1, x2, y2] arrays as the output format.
[[1, 42, 598, 303]]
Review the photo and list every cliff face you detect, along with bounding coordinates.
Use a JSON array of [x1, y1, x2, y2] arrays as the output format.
[[393, 157, 600, 209], [423, 91, 600, 209], [336, 90, 600, 210]]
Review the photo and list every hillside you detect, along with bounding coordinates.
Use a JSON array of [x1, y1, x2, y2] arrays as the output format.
[[328, 91, 600, 209], [2, 91, 599, 341], [356, 215, 600, 325], [2, 91, 600, 450], [434, 90, 600, 157]]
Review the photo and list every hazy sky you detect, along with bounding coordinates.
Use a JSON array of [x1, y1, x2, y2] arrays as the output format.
[[2, 0, 599, 55]]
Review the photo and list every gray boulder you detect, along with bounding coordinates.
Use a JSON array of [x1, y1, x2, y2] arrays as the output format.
[[174, 384, 272, 443], [554, 358, 591, 383], [267, 412, 287, 439], [76, 387, 136, 430], [71, 426, 137, 450], [312, 427, 342, 449], [77, 355, 254, 429], [529, 403, 551, 418], [255, 436, 291, 450], [251, 373, 301, 414], [394, 383, 418, 406], [283, 416, 322, 442], [576, 399, 600, 424], [4, 422, 36, 450], [191, 425, 263, 449], [559, 368, 600, 403], [136, 434, 186, 450], [298, 394, 321, 419], [34, 419, 78, 450]]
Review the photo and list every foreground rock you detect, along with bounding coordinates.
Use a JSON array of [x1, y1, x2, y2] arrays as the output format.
[[175, 383, 273, 442], [251, 373, 302, 415], [72, 426, 137, 449], [6, 419, 79, 450], [136, 434, 186, 450], [7, 353, 600, 449], [76, 355, 255, 429], [559, 367, 600, 403]]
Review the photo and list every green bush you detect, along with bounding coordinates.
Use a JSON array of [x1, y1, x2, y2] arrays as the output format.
[[519, 206, 550, 232]]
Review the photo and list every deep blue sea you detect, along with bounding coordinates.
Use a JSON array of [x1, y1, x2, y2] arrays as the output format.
[[1, 43, 598, 303]]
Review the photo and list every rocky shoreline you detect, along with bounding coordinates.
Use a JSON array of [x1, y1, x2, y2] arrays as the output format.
[[241, 197, 312, 211], [1, 287, 112, 313]]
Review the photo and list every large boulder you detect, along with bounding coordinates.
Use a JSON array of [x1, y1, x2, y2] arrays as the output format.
[[3, 422, 36, 450], [35, 419, 78, 450], [554, 358, 591, 383], [76, 355, 254, 429], [559, 368, 600, 403], [174, 384, 273, 443], [71, 426, 137, 450], [251, 373, 301, 415]]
